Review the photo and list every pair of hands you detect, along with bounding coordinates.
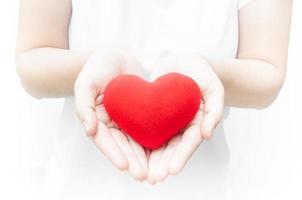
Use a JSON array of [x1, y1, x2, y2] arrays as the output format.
[[74, 50, 224, 184]]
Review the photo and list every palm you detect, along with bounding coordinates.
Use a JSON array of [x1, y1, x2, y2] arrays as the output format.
[[75, 51, 149, 181], [148, 108, 203, 184], [148, 53, 224, 184], [93, 94, 148, 181]]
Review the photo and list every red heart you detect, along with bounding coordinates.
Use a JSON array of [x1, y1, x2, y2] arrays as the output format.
[[103, 73, 202, 150]]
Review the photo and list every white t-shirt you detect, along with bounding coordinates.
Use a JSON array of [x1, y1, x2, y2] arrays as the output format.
[[44, 0, 255, 200]]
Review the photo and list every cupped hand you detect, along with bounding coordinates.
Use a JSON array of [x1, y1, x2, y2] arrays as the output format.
[[147, 53, 225, 184], [74, 50, 148, 181]]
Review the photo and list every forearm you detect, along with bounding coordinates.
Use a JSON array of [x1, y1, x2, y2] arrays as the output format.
[[15, 48, 90, 98], [208, 58, 285, 109]]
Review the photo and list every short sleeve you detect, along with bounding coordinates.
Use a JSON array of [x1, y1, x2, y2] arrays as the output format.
[[238, 0, 256, 10]]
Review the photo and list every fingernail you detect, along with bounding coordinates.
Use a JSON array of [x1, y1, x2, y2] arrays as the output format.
[[149, 181, 156, 185], [147, 178, 156, 185]]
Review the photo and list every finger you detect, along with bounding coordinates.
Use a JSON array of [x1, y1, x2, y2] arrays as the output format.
[[200, 83, 224, 139], [96, 105, 119, 129], [145, 149, 151, 160], [107, 120, 119, 129], [93, 122, 128, 171], [168, 125, 203, 175], [110, 129, 146, 181], [153, 134, 181, 182], [74, 84, 98, 136], [95, 95, 119, 128], [191, 108, 204, 125], [147, 146, 165, 185], [96, 94, 104, 106], [128, 137, 148, 176], [95, 104, 110, 124]]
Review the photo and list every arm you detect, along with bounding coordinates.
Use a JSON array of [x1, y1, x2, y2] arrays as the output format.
[[147, 0, 293, 184], [15, 0, 148, 181], [15, 0, 88, 98], [208, 0, 292, 109]]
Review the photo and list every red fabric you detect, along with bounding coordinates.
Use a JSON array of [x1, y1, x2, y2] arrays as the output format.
[[103, 73, 202, 150]]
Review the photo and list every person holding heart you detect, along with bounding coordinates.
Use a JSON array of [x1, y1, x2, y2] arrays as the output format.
[[15, 0, 292, 200]]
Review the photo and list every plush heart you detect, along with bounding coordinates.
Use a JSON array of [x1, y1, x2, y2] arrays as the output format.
[[103, 73, 202, 150]]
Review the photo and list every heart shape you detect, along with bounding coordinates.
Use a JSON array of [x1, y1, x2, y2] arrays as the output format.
[[103, 73, 202, 149]]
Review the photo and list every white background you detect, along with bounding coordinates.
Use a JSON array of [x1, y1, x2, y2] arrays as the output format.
[[0, 1, 301, 200]]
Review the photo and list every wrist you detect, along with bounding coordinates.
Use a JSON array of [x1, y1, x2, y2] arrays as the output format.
[[204, 58, 230, 87]]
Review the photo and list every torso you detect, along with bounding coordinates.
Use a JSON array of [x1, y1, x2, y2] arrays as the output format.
[[45, 1, 242, 199], [69, 0, 239, 71]]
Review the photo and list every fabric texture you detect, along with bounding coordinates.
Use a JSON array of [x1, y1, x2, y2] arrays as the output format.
[[238, 0, 256, 9], [43, 0, 255, 200], [103, 73, 202, 149]]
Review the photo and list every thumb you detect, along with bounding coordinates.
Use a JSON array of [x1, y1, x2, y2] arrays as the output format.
[[200, 86, 224, 139], [200, 113, 220, 139], [74, 84, 98, 136]]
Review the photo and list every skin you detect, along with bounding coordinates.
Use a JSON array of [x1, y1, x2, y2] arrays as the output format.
[[74, 50, 149, 181], [147, 54, 224, 183], [15, 0, 292, 183]]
